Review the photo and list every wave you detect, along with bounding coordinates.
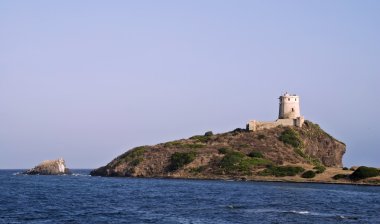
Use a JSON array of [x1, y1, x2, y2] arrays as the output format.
[[226, 204, 249, 209], [287, 210, 359, 220], [72, 173, 91, 177], [12, 172, 91, 177], [12, 172, 23, 176], [290, 210, 309, 215], [238, 207, 359, 220]]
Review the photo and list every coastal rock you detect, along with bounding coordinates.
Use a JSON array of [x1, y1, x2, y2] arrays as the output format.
[[91, 120, 346, 179], [24, 158, 71, 175]]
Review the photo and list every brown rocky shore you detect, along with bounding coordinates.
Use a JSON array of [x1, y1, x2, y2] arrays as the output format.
[[91, 121, 380, 185]]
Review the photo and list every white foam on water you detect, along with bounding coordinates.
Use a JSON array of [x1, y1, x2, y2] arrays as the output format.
[[291, 210, 310, 215], [242, 207, 358, 220], [72, 173, 91, 177], [226, 204, 248, 209]]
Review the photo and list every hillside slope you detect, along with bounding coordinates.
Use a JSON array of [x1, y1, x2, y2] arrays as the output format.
[[91, 121, 348, 180]]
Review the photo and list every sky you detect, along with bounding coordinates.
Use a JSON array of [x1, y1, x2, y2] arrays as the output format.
[[1, 1, 379, 169]]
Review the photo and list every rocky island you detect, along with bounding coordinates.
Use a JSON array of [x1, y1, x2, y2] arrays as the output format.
[[91, 93, 380, 185], [24, 158, 71, 175]]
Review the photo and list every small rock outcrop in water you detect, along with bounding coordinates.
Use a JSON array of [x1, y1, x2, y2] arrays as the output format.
[[24, 158, 71, 175]]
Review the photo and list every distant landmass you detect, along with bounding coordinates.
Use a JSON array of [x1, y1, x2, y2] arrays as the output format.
[[91, 92, 380, 185], [90, 120, 379, 185]]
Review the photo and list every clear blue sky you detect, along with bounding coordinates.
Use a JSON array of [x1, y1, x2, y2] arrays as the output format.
[[1, 1, 379, 169]]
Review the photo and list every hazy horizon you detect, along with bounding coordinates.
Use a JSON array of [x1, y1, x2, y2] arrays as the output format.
[[1, 1, 379, 169]]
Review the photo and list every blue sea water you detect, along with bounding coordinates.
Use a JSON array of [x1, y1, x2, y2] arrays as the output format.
[[0, 170, 379, 224]]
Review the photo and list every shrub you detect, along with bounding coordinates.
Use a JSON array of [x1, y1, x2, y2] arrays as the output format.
[[190, 135, 211, 143], [304, 120, 344, 144], [332, 174, 348, 180], [258, 134, 266, 140], [164, 141, 183, 148], [124, 146, 145, 158], [190, 166, 206, 173], [116, 146, 146, 166], [130, 158, 143, 166], [342, 167, 348, 170], [204, 131, 213, 136], [301, 170, 316, 178], [241, 157, 272, 169], [248, 151, 264, 158], [292, 147, 322, 168], [218, 148, 231, 154], [184, 143, 204, 149], [164, 141, 204, 149], [168, 151, 197, 171], [349, 166, 380, 180], [259, 165, 305, 177], [313, 165, 326, 174], [279, 128, 303, 148], [219, 151, 245, 170], [220, 151, 271, 173], [231, 128, 247, 134]]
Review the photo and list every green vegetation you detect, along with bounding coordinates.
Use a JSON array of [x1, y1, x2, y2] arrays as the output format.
[[183, 143, 204, 149], [189, 131, 214, 143], [301, 170, 316, 178], [248, 151, 264, 158], [218, 147, 231, 154], [349, 166, 380, 180], [304, 121, 345, 145], [190, 166, 206, 173], [295, 148, 321, 168], [168, 151, 197, 171], [313, 165, 326, 174], [164, 141, 183, 148], [164, 141, 204, 149], [303, 121, 327, 138], [332, 174, 348, 180], [259, 165, 305, 177], [190, 135, 211, 143], [342, 167, 348, 170], [219, 151, 244, 170], [231, 128, 247, 134], [279, 128, 322, 167], [279, 128, 303, 148], [130, 158, 143, 166], [204, 131, 213, 136], [304, 155, 322, 167], [219, 151, 272, 173], [116, 146, 146, 166]]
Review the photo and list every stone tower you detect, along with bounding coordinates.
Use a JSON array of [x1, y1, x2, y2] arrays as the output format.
[[278, 92, 301, 119], [246, 92, 304, 131]]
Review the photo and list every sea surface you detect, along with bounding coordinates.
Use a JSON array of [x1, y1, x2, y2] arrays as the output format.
[[0, 170, 379, 224]]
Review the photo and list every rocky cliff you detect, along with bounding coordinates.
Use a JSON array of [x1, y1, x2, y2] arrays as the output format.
[[24, 158, 71, 175], [91, 121, 347, 181]]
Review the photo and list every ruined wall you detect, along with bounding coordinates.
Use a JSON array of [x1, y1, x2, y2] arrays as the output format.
[[247, 118, 304, 131]]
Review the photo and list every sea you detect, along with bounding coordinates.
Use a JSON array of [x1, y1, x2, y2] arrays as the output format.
[[0, 170, 379, 224]]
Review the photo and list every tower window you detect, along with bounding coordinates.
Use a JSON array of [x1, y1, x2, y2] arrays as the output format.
[[292, 108, 294, 112], [288, 98, 290, 101]]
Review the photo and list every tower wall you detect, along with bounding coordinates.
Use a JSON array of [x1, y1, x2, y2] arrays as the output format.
[[278, 94, 300, 119], [246, 93, 304, 132]]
